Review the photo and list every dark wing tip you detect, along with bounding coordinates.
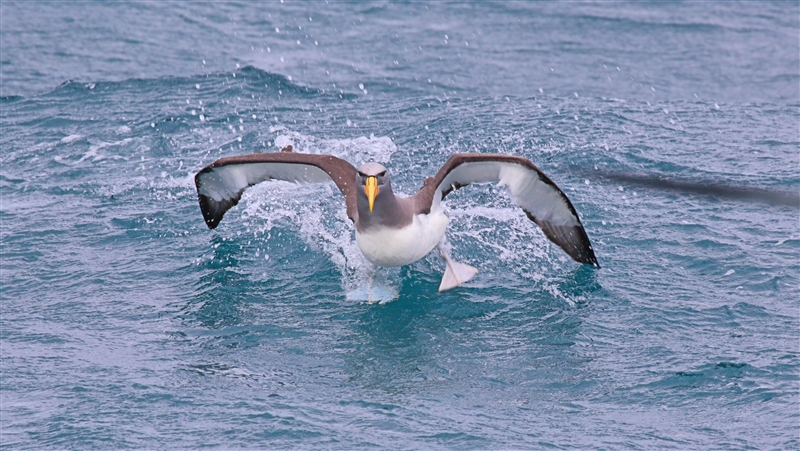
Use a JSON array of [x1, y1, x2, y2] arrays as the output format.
[[527, 213, 600, 268], [197, 193, 241, 230], [547, 223, 600, 268]]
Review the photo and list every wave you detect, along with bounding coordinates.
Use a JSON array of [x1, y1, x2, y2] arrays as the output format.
[[36, 66, 351, 101], [0, 94, 25, 103]]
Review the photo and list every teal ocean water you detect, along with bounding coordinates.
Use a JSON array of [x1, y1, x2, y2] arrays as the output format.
[[1, 2, 798, 449]]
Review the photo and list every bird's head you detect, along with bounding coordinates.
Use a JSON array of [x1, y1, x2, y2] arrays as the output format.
[[356, 162, 391, 213]]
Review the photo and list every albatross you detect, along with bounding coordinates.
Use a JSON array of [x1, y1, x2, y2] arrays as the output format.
[[195, 145, 599, 291]]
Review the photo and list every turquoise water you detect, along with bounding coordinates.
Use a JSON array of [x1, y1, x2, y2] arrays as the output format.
[[2, 2, 798, 449]]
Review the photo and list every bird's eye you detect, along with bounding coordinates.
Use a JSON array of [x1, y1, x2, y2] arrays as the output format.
[[377, 171, 387, 177]]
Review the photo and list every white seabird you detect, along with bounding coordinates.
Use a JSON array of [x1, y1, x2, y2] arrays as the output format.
[[195, 146, 599, 291]]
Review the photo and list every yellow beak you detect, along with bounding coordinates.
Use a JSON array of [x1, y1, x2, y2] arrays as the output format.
[[365, 176, 378, 212]]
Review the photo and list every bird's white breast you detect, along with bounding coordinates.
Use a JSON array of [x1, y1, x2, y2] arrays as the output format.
[[355, 210, 448, 267]]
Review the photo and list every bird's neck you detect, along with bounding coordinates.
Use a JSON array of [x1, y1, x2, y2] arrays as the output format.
[[356, 188, 414, 233]]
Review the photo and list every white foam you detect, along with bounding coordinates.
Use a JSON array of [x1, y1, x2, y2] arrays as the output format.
[[345, 283, 399, 304], [61, 134, 83, 144], [445, 204, 556, 282], [241, 180, 376, 298], [75, 137, 134, 163], [269, 127, 397, 164]]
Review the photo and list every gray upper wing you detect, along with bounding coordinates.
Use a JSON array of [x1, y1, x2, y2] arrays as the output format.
[[194, 151, 358, 229], [415, 153, 599, 266]]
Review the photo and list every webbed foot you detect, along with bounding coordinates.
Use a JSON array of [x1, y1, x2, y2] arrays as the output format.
[[437, 244, 478, 291]]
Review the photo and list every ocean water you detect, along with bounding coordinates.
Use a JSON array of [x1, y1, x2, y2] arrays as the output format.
[[1, 2, 798, 449]]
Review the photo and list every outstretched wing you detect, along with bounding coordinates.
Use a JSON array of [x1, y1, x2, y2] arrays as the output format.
[[194, 150, 358, 229], [415, 153, 599, 266]]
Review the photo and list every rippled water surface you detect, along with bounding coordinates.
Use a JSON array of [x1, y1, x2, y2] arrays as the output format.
[[2, 2, 798, 449]]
